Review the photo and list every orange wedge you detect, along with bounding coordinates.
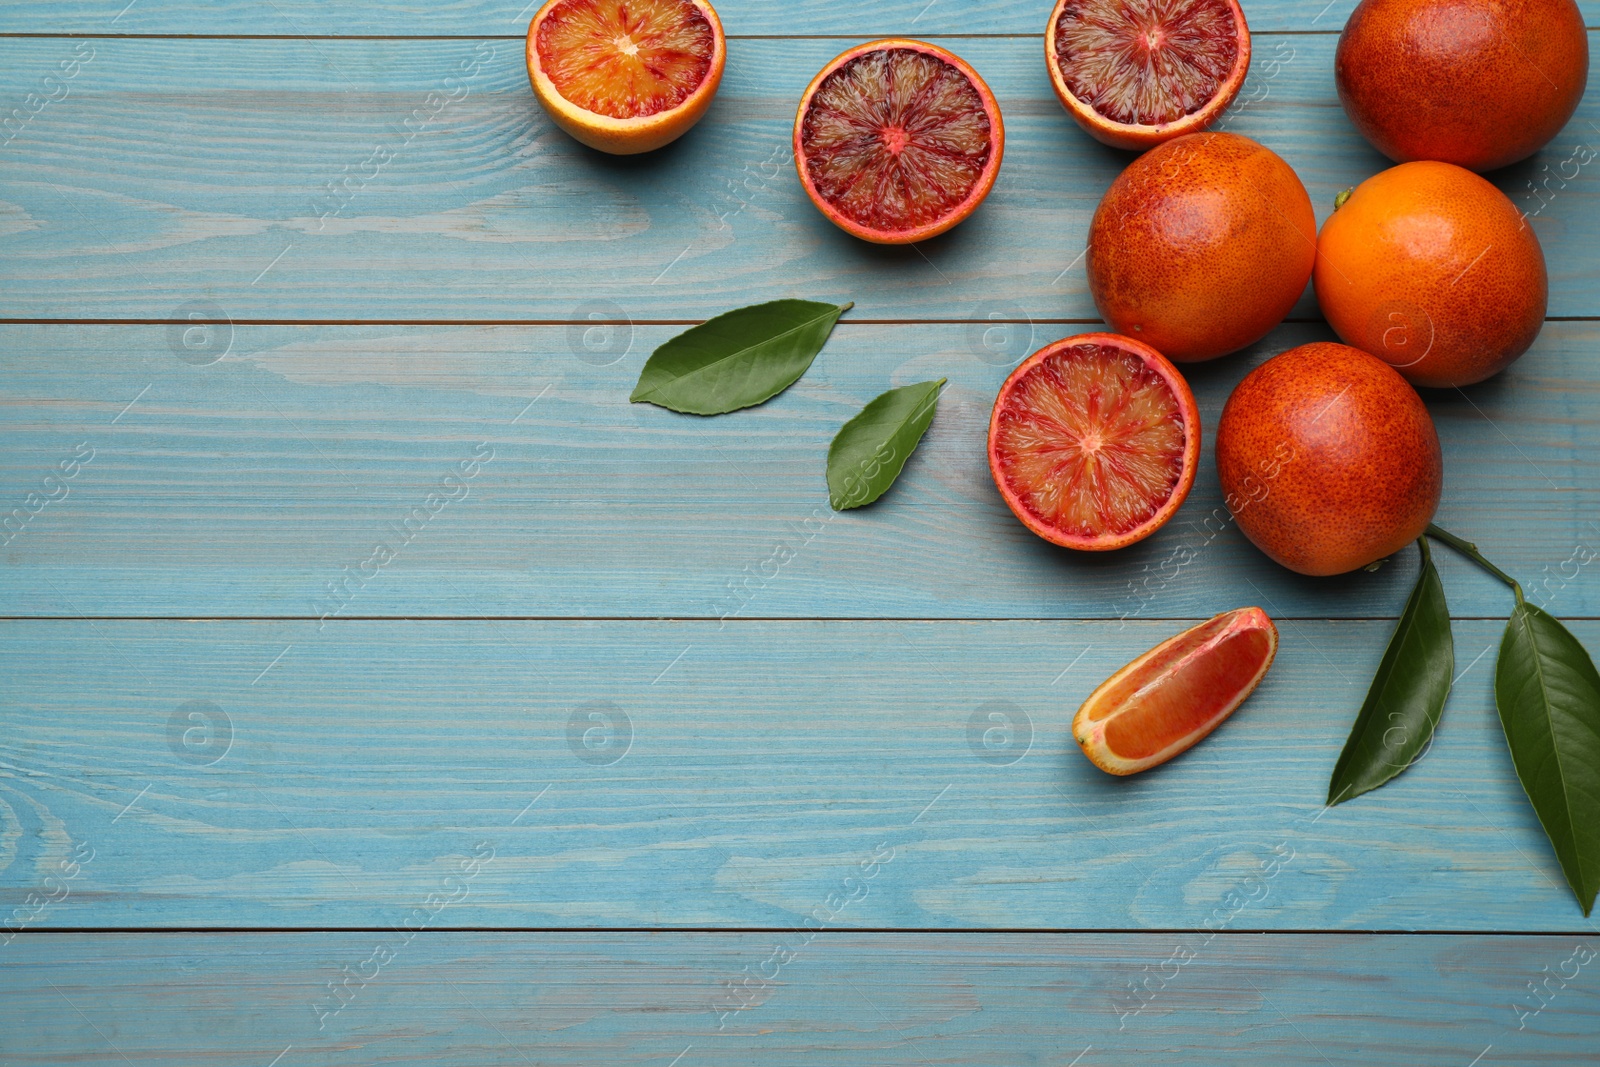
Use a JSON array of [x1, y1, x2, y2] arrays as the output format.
[[1073, 607, 1278, 775]]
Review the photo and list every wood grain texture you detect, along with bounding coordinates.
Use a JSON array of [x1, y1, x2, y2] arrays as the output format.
[[3, 321, 1596, 619], [2, 1, 1597, 1060], [8, 0, 1595, 35], [0, 34, 1594, 320], [5, 618, 1600, 931], [3, 932, 1597, 1064]]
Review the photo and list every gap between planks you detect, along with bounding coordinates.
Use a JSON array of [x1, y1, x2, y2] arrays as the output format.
[[1, 317, 1595, 327], [2, 615, 1586, 623], [0, 31, 1355, 40], [7, 927, 1599, 936]]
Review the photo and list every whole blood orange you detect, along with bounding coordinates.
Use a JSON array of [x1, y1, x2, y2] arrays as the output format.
[[988, 333, 1200, 551], [1087, 132, 1315, 362], [1074, 607, 1278, 776], [526, 0, 725, 154], [1215, 342, 1443, 577], [1336, 0, 1588, 172], [1315, 161, 1547, 387], [794, 40, 1004, 244], [1046, 0, 1252, 150]]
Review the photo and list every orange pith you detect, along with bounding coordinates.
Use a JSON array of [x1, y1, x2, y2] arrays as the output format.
[[988, 334, 1199, 551], [1074, 607, 1278, 775], [536, 0, 714, 118], [795, 40, 1004, 244], [1047, 0, 1250, 149]]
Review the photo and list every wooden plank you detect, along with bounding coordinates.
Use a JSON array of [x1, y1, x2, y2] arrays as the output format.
[[8, 0, 1597, 36], [5, 618, 1600, 931], [0, 34, 1594, 320], [2, 320, 1596, 619], [3, 932, 1596, 1063]]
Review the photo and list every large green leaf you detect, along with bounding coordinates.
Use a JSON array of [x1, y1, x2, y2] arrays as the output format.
[[826, 379, 945, 510], [1327, 537, 1454, 805], [1495, 600, 1600, 916], [630, 300, 851, 415]]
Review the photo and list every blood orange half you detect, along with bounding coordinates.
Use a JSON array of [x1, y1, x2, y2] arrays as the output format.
[[1046, 0, 1251, 150], [794, 40, 1004, 245], [526, 0, 726, 155], [1074, 607, 1278, 776], [988, 333, 1199, 551]]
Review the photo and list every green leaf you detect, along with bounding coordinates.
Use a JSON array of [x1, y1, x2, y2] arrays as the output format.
[[629, 299, 851, 415], [1327, 537, 1455, 805], [1494, 599, 1600, 916], [826, 379, 945, 510]]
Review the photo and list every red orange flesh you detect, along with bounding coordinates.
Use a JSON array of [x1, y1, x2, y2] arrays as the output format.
[[1074, 607, 1279, 775], [527, 0, 725, 154], [794, 40, 1004, 244], [1047, 0, 1251, 150], [988, 333, 1200, 551]]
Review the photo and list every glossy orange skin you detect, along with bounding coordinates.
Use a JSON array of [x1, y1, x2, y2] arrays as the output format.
[[1336, 0, 1588, 172], [1044, 0, 1252, 151], [1216, 343, 1443, 577], [1316, 161, 1546, 387], [1087, 133, 1316, 363]]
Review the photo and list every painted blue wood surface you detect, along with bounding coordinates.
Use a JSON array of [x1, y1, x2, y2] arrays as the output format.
[[5, 618, 1599, 931], [2, 0, 1599, 1059], [2, 321, 1595, 618], [0, 34, 1594, 320], [3, 933, 1597, 1064], [7, 0, 1595, 35]]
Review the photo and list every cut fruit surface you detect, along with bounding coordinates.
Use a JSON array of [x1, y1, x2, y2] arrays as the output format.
[[988, 333, 1199, 551], [527, 0, 725, 154], [794, 40, 1004, 244], [1074, 607, 1279, 775], [1047, 0, 1251, 150]]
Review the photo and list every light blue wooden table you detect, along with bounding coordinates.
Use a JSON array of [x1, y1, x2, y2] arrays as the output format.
[[2, 1, 1598, 1062]]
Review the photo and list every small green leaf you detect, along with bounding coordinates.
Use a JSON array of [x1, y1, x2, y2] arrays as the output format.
[[1495, 599, 1600, 916], [1327, 537, 1454, 805], [826, 379, 945, 510], [630, 299, 851, 415]]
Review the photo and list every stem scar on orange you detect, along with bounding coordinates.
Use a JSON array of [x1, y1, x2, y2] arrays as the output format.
[[1046, 0, 1252, 150], [1074, 607, 1279, 776], [988, 333, 1200, 552], [1315, 161, 1547, 388], [526, 0, 726, 155], [794, 40, 1004, 245]]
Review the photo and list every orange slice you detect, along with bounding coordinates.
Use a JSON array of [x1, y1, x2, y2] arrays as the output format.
[[526, 0, 726, 154], [1073, 607, 1279, 775], [1046, 0, 1251, 150], [794, 39, 1004, 244], [988, 333, 1200, 551]]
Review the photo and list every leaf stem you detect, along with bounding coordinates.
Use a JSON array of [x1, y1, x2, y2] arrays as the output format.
[[1425, 523, 1524, 604]]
